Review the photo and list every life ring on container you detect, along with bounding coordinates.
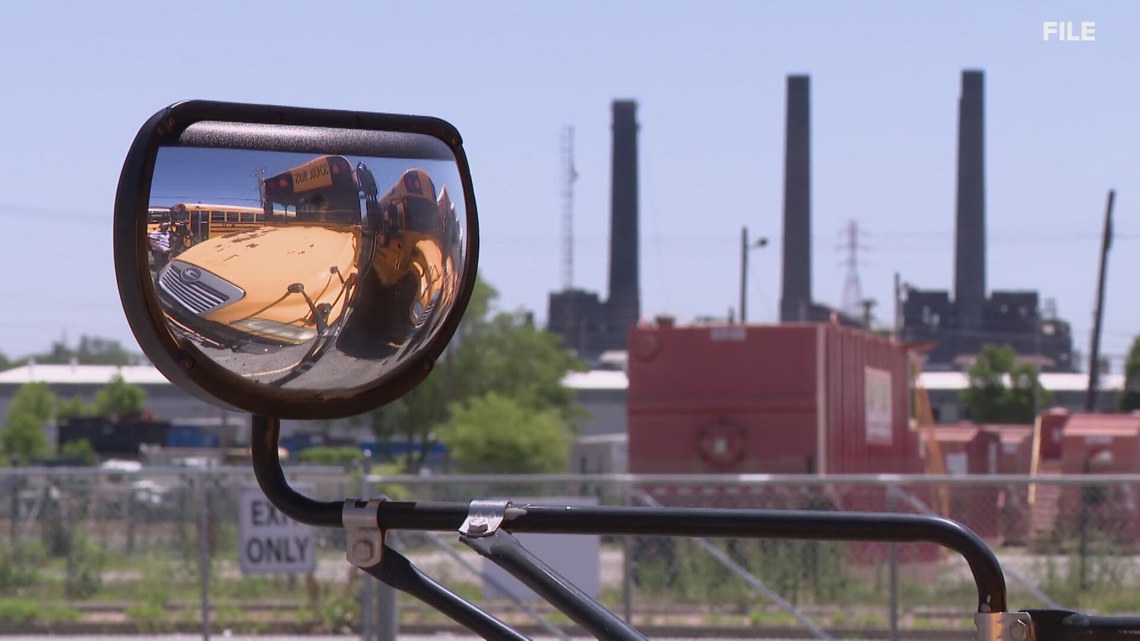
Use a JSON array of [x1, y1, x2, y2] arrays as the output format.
[[697, 419, 746, 468]]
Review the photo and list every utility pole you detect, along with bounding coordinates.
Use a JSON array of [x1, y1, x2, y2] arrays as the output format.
[[893, 272, 903, 339], [1085, 189, 1115, 411], [253, 167, 266, 209], [739, 226, 768, 324]]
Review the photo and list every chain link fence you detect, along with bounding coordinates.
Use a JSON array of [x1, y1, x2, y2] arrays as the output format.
[[3, 468, 1140, 636]]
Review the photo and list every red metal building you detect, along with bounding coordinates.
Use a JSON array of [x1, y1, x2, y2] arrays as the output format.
[[627, 320, 922, 476], [930, 424, 1003, 540], [1038, 407, 1071, 461], [980, 424, 1034, 475], [1054, 413, 1140, 545]]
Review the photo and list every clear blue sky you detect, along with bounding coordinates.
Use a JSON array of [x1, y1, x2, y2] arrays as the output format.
[[1, 1, 1136, 370]]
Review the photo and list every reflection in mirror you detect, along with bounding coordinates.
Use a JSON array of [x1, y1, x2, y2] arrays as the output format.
[[147, 147, 468, 391]]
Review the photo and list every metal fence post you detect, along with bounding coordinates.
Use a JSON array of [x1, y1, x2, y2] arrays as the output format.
[[361, 457, 397, 641], [375, 469, 398, 641], [360, 463, 374, 641], [8, 471, 18, 547], [621, 478, 633, 624], [377, 576, 398, 641], [887, 486, 899, 641], [198, 468, 211, 641]]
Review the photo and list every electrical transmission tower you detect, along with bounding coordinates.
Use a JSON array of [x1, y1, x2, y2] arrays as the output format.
[[560, 126, 578, 290], [840, 220, 868, 318]]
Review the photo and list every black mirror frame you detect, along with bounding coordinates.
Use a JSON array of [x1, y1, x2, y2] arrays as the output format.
[[114, 100, 480, 420]]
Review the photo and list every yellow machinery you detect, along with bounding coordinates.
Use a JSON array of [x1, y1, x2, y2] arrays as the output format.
[[912, 353, 950, 516]]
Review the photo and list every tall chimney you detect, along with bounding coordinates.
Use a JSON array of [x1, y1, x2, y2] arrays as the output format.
[[955, 70, 986, 329], [780, 75, 812, 322], [607, 100, 640, 332]]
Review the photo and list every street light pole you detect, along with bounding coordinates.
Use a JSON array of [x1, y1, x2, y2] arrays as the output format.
[[739, 226, 768, 324]]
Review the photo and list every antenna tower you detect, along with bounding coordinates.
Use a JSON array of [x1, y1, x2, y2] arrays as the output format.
[[840, 220, 866, 317], [560, 126, 578, 290]]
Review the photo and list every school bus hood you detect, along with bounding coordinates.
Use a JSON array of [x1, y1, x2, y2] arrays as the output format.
[[177, 225, 358, 281], [163, 225, 360, 343]]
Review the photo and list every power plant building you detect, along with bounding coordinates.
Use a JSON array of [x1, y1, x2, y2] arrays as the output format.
[[900, 71, 1076, 372], [547, 101, 641, 360], [551, 72, 1075, 371]]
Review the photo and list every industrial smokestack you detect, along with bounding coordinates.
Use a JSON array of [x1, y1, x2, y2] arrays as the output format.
[[955, 70, 986, 329], [780, 75, 812, 322], [607, 100, 640, 331]]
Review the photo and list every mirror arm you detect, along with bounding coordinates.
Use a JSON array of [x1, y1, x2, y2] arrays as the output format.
[[463, 529, 647, 641], [359, 544, 530, 641], [250, 414, 343, 528]]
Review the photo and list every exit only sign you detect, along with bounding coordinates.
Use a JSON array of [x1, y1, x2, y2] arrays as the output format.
[[239, 485, 317, 575]]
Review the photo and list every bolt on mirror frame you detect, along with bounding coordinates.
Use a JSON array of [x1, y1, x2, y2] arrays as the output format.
[[114, 100, 479, 421]]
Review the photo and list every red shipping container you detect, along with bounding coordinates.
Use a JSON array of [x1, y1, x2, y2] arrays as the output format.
[[1060, 414, 1140, 474], [979, 424, 1034, 475], [931, 425, 1002, 541], [1038, 407, 1071, 460], [979, 424, 1035, 545], [627, 321, 923, 477], [1056, 414, 1140, 546]]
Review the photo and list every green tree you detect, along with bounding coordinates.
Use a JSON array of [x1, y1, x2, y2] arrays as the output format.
[[75, 336, 141, 366], [1, 382, 57, 465], [295, 446, 365, 468], [0, 335, 143, 371], [361, 278, 586, 472], [58, 438, 97, 466], [960, 344, 1052, 423], [22, 335, 142, 367], [92, 376, 147, 417], [57, 396, 91, 419], [439, 393, 570, 474], [1121, 335, 1140, 412]]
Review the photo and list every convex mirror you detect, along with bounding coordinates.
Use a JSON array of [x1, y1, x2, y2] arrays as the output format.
[[115, 101, 478, 419]]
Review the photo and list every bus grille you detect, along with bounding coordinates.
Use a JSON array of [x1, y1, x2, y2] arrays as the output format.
[[159, 263, 243, 315]]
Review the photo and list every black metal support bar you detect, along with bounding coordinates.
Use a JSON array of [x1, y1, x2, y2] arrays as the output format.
[[1027, 609, 1140, 641], [376, 501, 1006, 613], [363, 544, 530, 641], [464, 530, 647, 641], [250, 414, 342, 527]]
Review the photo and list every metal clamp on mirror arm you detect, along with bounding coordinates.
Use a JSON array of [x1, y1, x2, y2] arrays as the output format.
[[344, 498, 385, 569], [976, 612, 1033, 641], [459, 499, 512, 537]]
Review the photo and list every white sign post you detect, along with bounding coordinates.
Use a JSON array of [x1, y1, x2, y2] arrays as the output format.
[[239, 485, 317, 575]]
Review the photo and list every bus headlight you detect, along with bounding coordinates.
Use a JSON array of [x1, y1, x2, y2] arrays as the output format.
[[231, 318, 318, 344]]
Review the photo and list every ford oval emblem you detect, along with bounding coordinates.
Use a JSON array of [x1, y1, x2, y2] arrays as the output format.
[[181, 267, 202, 283]]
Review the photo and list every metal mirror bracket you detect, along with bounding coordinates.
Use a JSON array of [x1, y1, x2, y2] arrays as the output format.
[[977, 612, 1034, 641], [344, 499, 384, 567], [341, 498, 528, 640], [251, 414, 527, 640]]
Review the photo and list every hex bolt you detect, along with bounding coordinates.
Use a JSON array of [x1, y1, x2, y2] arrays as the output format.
[[351, 540, 376, 564], [465, 517, 488, 535]]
